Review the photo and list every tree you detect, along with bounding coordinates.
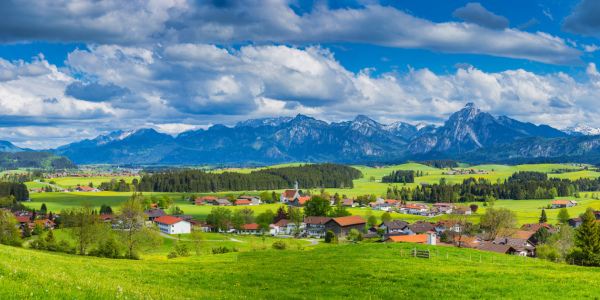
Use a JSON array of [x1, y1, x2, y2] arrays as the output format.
[[169, 206, 184, 215], [469, 204, 478, 213], [22, 222, 31, 238], [288, 206, 303, 236], [260, 191, 272, 203], [256, 209, 275, 234], [274, 206, 289, 223], [40, 203, 47, 214], [239, 207, 255, 224], [68, 201, 103, 255], [231, 210, 245, 232], [440, 231, 451, 243], [347, 229, 360, 241], [0, 210, 21, 247], [118, 195, 163, 259], [531, 226, 551, 245], [539, 209, 548, 223], [479, 207, 518, 240], [367, 215, 378, 228], [325, 231, 335, 243], [303, 196, 331, 217], [557, 208, 570, 224], [189, 228, 207, 255], [206, 207, 232, 233], [574, 208, 600, 265], [330, 205, 351, 218], [33, 223, 44, 235], [381, 212, 392, 223]]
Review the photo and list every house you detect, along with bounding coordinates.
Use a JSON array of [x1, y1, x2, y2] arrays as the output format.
[[551, 200, 578, 208], [234, 199, 253, 206], [383, 232, 437, 245], [200, 224, 213, 232], [453, 236, 481, 248], [303, 216, 332, 238], [477, 243, 518, 255], [74, 186, 101, 192], [520, 223, 552, 232], [377, 202, 394, 212], [15, 215, 30, 225], [240, 223, 260, 234], [340, 199, 355, 208], [99, 214, 115, 222], [405, 205, 426, 215], [568, 218, 583, 228], [287, 197, 311, 207], [434, 220, 464, 233], [379, 220, 409, 234], [492, 237, 536, 256], [324, 215, 367, 237], [144, 209, 167, 221], [405, 221, 435, 235], [37, 219, 56, 229], [195, 196, 217, 205], [238, 196, 261, 205], [153, 216, 191, 234], [273, 219, 304, 235], [453, 206, 472, 215], [214, 199, 231, 206], [169, 215, 193, 221]]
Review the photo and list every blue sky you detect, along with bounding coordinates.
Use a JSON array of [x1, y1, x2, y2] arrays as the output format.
[[0, 0, 600, 148]]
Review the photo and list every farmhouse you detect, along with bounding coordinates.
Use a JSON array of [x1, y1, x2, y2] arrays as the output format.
[[379, 220, 409, 234], [238, 196, 261, 205], [195, 196, 217, 205], [74, 186, 101, 192], [153, 216, 191, 234], [453, 206, 472, 215], [492, 237, 536, 256], [144, 209, 167, 221], [214, 199, 231, 206], [340, 199, 355, 207], [520, 223, 553, 232], [405, 221, 435, 235], [240, 223, 260, 234], [568, 218, 583, 228], [477, 243, 518, 255], [383, 232, 437, 245], [405, 205, 426, 215], [303, 216, 332, 238], [551, 200, 578, 209], [324, 215, 367, 237], [234, 199, 252, 206], [287, 196, 311, 207], [434, 220, 464, 233]]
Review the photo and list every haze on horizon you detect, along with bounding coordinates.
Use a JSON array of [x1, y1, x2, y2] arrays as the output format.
[[1, 0, 600, 149]]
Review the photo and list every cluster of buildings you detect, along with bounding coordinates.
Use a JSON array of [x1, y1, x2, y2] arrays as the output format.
[[379, 219, 558, 257], [193, 195, 262, 206], [444, 169, 489, 175]]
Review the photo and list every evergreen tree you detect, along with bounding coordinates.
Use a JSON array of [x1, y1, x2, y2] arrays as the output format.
[[22, 223, 31, 238], [575, 208, 600, 265], [531, 226, 551, 245], [539, 209, 547, 223], [40, 203, 47, 214]]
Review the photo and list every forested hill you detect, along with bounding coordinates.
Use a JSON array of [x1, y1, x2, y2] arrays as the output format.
[[0, 151, 77, 170], [130, 163, 362, 193]]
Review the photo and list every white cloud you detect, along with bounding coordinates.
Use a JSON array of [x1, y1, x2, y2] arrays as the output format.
[[583, 44, 600, 52], [0, 1, 583, 66]]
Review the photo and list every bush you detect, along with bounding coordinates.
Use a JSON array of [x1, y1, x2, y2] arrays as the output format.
[[212, 246, 232, 254], [272, 240, 290, 250], [325, 231, 335, 243], [536, 244, 559, 261], [356, 232, 364, 242]]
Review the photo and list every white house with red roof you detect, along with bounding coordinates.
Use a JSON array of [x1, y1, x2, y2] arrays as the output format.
[[551, 200, 578, 209], [153, 216, 191, 234]]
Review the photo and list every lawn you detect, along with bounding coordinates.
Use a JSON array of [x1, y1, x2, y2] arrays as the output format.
[[50, 176, 136, 189], [1, 241, 599, 299]]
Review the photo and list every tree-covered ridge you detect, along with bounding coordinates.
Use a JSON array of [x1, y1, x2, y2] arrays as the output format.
[[0, 151, 77, 170], [507, 171, 547, 183], [417, 160, 458, 169], [381, 170, 415, 183], [132, 163, 361, 193]]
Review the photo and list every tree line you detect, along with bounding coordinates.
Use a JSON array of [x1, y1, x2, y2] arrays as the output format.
[[384, 171, 600, 203], [0, 182, 29, 201], [103, 163, 361, 193], [381, 170, 415, 183]]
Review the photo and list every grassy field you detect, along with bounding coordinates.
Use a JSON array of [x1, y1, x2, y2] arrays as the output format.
[[49, 176, 136, 189], [1, 241, 599, 299]]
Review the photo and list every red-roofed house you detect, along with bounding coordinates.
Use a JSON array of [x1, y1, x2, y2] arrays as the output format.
[[195, 196, 217, 205], [74, 186, 101, 192], [234, 199, 253, 206], [520, 223, 552, 232], [288, 196, 311, 207], [15, 216, 30, 225], [551, 200, 578, 209], [241, 223, 260, 234], [153, 216, 191, 234]]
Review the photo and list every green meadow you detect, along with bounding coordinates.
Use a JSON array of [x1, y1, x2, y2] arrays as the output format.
[[0, 242, 599, 299]]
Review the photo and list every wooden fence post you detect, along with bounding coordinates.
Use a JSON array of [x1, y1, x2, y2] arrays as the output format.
[[428, 250, 430, 259], [492, 256, 494, 263], [401, 247, 403, 256], [459, 253, 461, 259], [447, 252, 448, 259]]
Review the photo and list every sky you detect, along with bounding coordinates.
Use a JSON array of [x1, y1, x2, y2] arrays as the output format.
[[1, 0, 600, 149]]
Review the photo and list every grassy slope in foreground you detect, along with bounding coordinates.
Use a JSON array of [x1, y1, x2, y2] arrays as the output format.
[[1, 243, 599, 299]]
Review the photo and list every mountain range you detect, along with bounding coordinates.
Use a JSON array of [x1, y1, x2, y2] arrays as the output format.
[[4, 103, 600, 165]]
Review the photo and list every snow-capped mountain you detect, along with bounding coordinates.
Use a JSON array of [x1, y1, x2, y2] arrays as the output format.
[[562, 123, 600, 136]]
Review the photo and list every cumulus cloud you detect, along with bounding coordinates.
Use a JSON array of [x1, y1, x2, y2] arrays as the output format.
[[65, 82, 130, 102], [0, 1, 583, 66], [453, 62, 473, 69], [563, 0, 600, 36], [452, 3, 509, 30]]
